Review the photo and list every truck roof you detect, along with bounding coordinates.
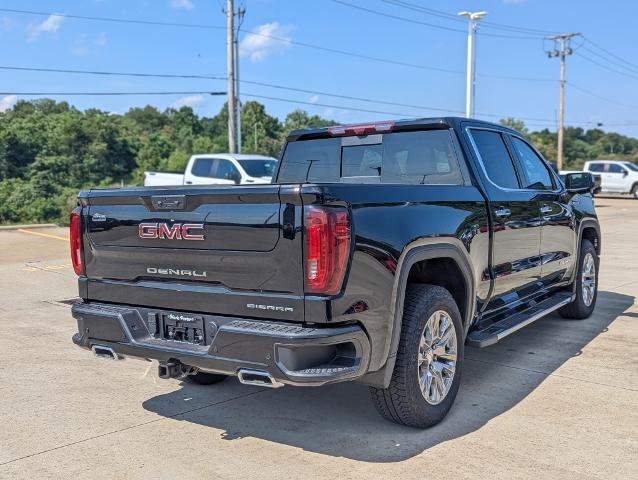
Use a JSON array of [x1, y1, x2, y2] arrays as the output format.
[[190, 153, 277, 161], [286, 116, 520, 142]]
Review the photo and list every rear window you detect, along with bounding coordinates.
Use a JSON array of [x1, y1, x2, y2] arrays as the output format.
[[276, 130, 463, 185], [588, 163, 605, 172]]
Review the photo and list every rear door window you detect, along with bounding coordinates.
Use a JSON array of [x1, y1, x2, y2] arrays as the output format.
[[588, 163, 605, 172], [469, 129, 520, 189], [192, 158, 215, 177], [277, 129, 463, 184]]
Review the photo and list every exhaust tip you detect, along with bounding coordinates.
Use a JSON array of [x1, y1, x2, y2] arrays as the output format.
[[91, 345, 120, 360], [237, 369, 284, 389]]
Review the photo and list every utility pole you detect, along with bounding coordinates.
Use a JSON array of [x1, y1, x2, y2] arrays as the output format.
[[226, 0, 237, 153], [234, 6, 245, 153], [546, 32, 580, 170], [458, 11, 487, 118]]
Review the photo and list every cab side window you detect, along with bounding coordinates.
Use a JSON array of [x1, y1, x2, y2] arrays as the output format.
[[510, 137, 554, 190], [192, 158, 215, 177], [588, 163, 605, 173]]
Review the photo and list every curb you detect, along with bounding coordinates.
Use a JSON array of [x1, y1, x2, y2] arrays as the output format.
[[0, 223, 59, 230]]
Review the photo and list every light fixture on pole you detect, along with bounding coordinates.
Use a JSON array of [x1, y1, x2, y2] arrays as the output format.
[[458, 11, 487, 118]]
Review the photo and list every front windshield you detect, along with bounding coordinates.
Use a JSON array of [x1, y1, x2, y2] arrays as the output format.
[[238, 159, 278, 178], [623, 162, 638, 172]]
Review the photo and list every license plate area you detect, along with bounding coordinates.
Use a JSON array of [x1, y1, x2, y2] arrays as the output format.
[[161, 313, 205, 345]]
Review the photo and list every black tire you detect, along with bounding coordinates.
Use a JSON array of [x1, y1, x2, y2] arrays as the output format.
[[632, 184, 638, 200], [187, 371, 228, 385], [369, 284, 464, 428], [559, 239, 598, 319]]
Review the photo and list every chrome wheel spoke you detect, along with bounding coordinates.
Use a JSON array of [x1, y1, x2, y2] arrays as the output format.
[[581, 252, 597, 307], [417, 310, 458, 405]]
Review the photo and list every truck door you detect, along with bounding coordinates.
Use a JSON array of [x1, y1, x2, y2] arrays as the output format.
[[605, 163, 629, 192], [507, 135, 576, 287], [467, 128, 543, 312], [185, 157, 236, 185]]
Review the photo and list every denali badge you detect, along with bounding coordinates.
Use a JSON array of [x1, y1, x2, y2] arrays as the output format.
[[247, 303, 294, 312], [147, 267, 207, 277], [138, 222, 205, 241]]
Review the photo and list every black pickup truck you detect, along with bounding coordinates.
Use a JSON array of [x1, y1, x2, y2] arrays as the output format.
[[71, 117, 600, 428]]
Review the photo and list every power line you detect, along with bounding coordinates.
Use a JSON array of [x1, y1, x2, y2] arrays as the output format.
[[0, 7, 226, 30], [0, 65, 222, 80], [0, 88, 617, 127], [575, 51, 638, 81], [580, 45, 638, 76], [0, 64, 558, 121], [329, 0, 543, 40], [380, 0, 557, 36], [568, 82, 638, 110], [583, 36, 638, 72], [0, 91, 226, 96], [0, 7, 553, 82]]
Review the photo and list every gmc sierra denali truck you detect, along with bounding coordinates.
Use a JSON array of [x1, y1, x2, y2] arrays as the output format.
[[71, 117, 600, 428]]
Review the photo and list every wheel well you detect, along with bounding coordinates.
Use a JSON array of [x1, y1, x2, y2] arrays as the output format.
[[631, 181, 638, 193], [407, 257, 468, 322], [582, 227, 600, 255]]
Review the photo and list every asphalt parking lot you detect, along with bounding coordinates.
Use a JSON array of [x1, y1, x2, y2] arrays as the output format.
[[1, 197, 637, 480]]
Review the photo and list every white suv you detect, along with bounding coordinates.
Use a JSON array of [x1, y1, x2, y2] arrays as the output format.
[[583, 160, 638, 199]]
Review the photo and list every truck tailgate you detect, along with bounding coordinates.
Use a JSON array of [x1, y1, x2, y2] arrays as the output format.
[[80, 185, 305, 321]]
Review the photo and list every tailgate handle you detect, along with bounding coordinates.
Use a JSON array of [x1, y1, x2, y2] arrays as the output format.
[[151, 195, 186, 210]]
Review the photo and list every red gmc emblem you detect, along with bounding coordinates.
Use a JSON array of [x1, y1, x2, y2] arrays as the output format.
[[138, 222, 205, 241]]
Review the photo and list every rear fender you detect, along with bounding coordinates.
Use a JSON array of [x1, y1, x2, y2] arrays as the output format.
[[360, 239, 475, 388]]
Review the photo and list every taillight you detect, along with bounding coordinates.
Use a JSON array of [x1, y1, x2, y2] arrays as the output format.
[[305, 206, 351, 295], [70, 207, 84, 275]]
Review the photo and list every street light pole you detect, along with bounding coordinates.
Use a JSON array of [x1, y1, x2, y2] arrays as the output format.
[[458, 11, 487, 118]]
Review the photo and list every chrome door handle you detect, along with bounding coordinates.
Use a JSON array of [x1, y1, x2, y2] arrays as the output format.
[[540, 205, 552, 214], [494, 207, 511, 218]]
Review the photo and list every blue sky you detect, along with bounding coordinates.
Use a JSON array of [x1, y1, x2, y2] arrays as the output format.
[[0, 0, 637, 137]]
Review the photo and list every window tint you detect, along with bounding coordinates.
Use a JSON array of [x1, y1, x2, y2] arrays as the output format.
[[214, 159, 240, 179], [382, 130, 462, 184], [342, 144, 383, 177], [470, 130, 519, 189], [588, 163, 605, 172], [277, 130, 463, 184], [238, 159, 278, 178], [608, 163, 626, 174], [511, 137, 554, 190], [277, 137, 341, 182], [192, 158, 214, 177]]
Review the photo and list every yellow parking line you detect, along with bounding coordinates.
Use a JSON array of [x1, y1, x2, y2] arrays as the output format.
[[17, 228, 68, 242]]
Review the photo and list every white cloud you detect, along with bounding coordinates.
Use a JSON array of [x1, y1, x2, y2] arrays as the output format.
[[170, 0, 194, 9], [27, 14, 64, 43], [0, 95, 18, 112], [309, 95, 320, 104], [239, 22, 293, 62], [171, 94, 206, 109]]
